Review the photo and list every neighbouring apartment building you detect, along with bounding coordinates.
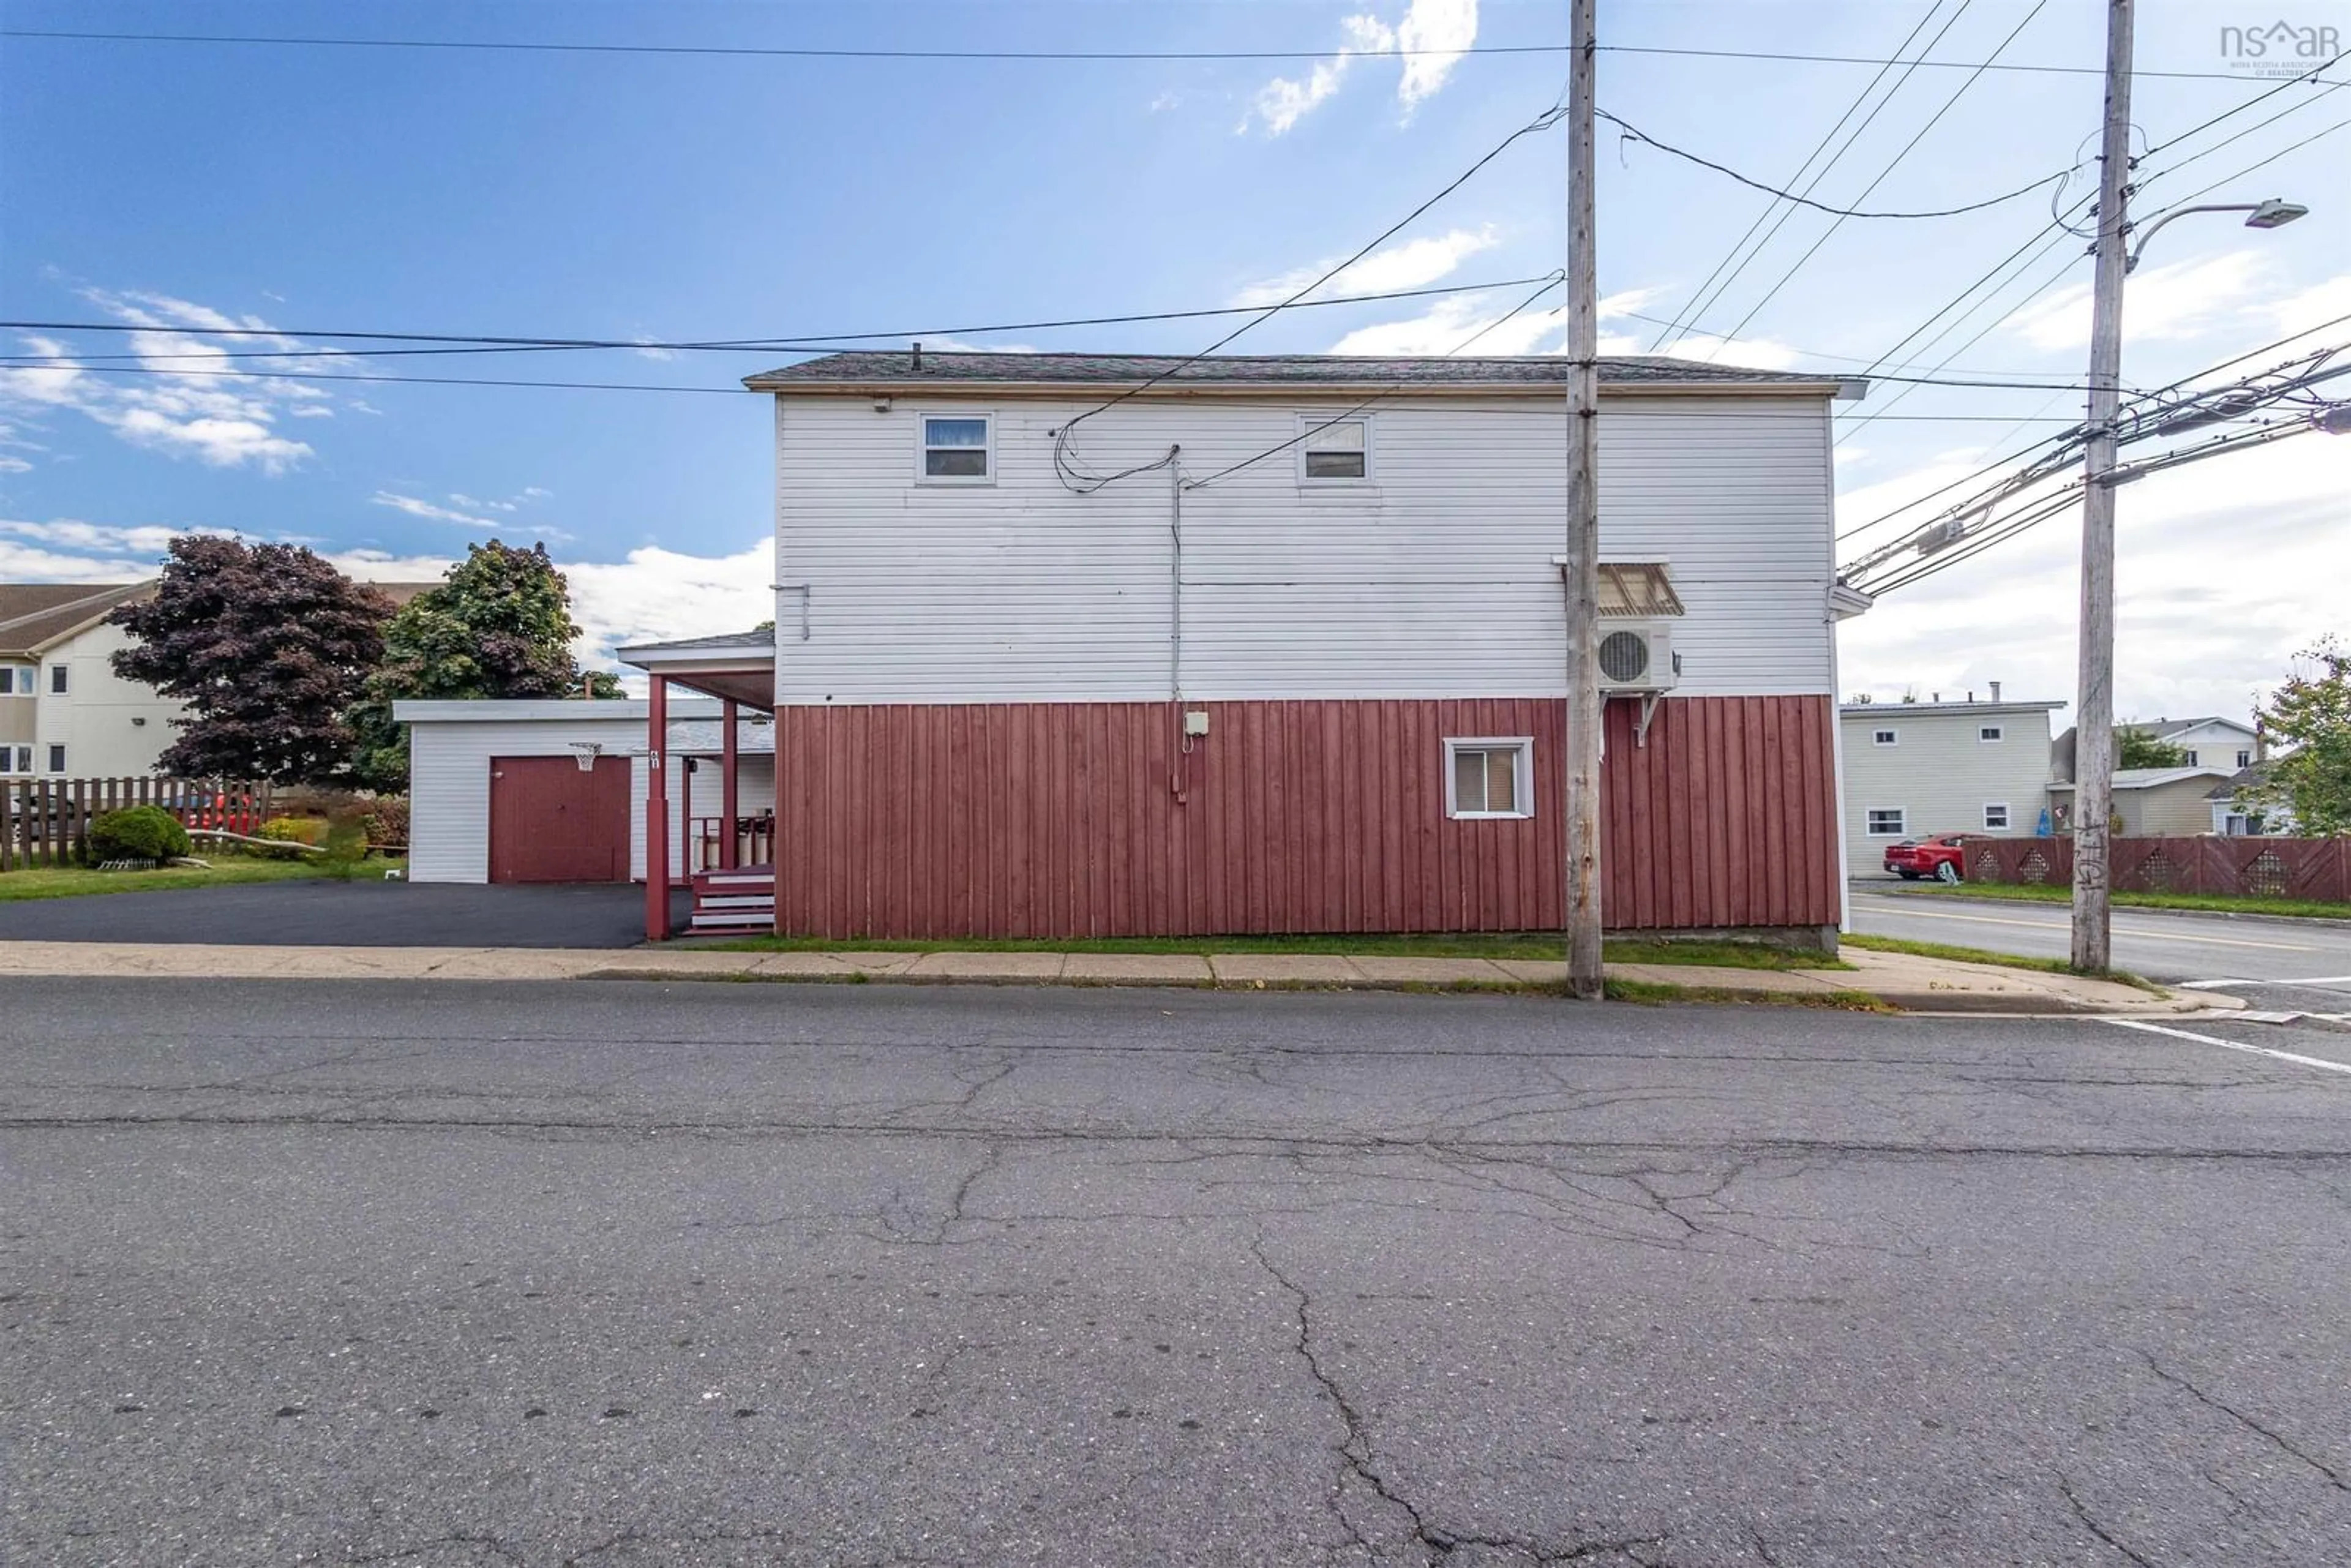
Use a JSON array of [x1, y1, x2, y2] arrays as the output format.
[[1840, 692, 2064, 877], [404, 350, 1877, 945], [0, 583, 182, 779]]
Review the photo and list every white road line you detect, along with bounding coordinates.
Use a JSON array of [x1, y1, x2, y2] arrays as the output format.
[[1862, 904, 2319, 951], [2178, 978, 2254, 989], [2107, 1018, 2351, 1077], [2181, 977, 2351, 994]]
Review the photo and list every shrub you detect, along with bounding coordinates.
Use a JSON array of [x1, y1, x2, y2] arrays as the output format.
[[88, 805, 192, 865], [359, 797, 410, 850], [252, 816, 328, 860]]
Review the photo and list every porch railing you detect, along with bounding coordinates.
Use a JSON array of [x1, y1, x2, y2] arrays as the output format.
[[689, 814, 776, 874]]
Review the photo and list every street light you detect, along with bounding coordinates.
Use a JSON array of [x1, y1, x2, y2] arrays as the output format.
[[2127, 197, 2306, 270], [2071, 160, 2308, 973]]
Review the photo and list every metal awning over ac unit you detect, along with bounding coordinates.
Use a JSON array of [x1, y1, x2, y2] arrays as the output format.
[[1551, 559, 1686, 617]]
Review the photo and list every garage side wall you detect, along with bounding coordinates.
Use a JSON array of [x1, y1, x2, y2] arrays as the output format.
[[408, 716, 652, 883]]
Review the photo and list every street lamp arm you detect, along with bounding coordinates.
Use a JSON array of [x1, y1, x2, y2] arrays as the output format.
[[2128, 198, 2308, 270]]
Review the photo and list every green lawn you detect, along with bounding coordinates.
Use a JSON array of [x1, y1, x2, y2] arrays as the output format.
[[1842, 931, 2161, 992], [705, 929, 1848, 970], [0, 857, 408, 902], [1886, 881, 2351, 921]]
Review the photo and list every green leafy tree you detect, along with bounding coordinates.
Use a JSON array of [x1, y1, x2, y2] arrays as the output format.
[[2244, 637, 2351, 836], [109, 537, 393, 784], [2116, 726, 2191, 770], [348, 539, 621, 790]]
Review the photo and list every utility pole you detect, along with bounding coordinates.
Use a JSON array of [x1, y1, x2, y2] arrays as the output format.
[[2072, 0, 2133, 973], [1564, 0, 1603, 999]]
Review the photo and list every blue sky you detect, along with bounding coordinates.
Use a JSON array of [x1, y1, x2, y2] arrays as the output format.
[[4, 0, 2345, 721]]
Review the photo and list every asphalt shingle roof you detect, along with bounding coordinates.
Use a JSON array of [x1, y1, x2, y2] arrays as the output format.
[[745, 351, 1847, 391], [0, 583, 146, 658]]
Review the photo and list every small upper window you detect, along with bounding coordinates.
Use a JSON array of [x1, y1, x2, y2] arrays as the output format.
[[2182, 750, 2199, 767], [50, 663, 68, 694], [920, 416, 991, 481], [2237, 749, 2252, 769], [1866, 808, 1906, 836], [1983, 803, 2011, 830], [0, 667, 13, 695], [1445, 738, 1532, 820], [1873, 729, 1898, 746], [1979, 725, 2003, 743], [1300, 416, 1369, 482]]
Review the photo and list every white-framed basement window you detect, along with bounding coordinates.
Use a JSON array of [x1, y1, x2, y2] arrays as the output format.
[[1298, 414, 1371, 483], [1445, 737, 1532, 820], [1983, 803, 2011, 830], [1979, 724, 2003, 742], [1872, 728, 1898, 746], [917, 414, 993, 482], [1866, 808, 1907, 836]]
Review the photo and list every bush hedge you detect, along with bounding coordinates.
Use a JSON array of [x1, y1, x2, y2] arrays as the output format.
[[88, 805, 192, 865]]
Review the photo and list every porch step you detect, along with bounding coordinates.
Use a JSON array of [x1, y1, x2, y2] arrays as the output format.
[[696, 894, 774, 912], [688, 905, 775, 932], [696, 872, 775, 891]]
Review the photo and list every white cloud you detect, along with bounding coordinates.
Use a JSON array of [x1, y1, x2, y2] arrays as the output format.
[[1232, 225, 1499, 307], [629, 337, 679, 362], [547, 538, 774, 670], [372, 492, 500, 528], [1248, 13, 1394, 135], [1597, 286, 1665, 320], [0, 456, 31, 474], [1328, 292, 1562, 356], [448, 492, 517, 512], [1643, 332, 1804, 372], [1397, 0, 1479, 111], [2007, 250, 2271, 353], [1149, 91, 1182, 113], [0, 291, 367, 473]]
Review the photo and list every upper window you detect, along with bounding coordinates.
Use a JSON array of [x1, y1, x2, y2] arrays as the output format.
[[0, 666, 24, 695], [49, 663, 68, 694], [1299, 416, 1370, 482], [2237, 749, 2252, 769], [919, 415, 992, 482], [1445, 738, 1532, 820], [2182, 749, 2199, 767], [1983, 803, 2011, 830], [46, 744, 66, 775], [1866, 808, 1907, 836], [1873, 729, 1898, 746], [1979, 725, 2003, 743]]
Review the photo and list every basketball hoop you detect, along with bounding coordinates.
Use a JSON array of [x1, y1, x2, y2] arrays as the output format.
[[567, 741, 602, 773]]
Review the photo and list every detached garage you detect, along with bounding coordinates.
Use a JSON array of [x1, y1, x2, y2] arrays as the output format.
[[397, 699, 776, 885]]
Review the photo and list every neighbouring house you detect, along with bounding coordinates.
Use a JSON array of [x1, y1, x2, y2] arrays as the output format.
[[402, 350, 1874, 944], [2048, 765, 2237, 837], [2053, 714, 2263, 781], [2, 578, 435, 782], [1839, 691, 2064, 877], [2208, 763, 2295, 836], [0, 583, 181, 779]]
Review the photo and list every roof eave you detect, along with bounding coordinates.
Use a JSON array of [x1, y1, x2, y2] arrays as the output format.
[[742, 375, 1850, 399]]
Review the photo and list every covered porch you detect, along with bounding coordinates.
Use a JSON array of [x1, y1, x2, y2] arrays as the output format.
[[617, 628, 778, 939]]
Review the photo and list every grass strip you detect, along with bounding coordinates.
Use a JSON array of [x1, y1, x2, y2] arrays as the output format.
[[1879, 881, 2351, 921], [0, 858, 408, 902]]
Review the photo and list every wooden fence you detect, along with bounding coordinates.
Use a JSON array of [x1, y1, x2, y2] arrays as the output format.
[[1962, 835, 2351, 902], [2, 777, 273, 871]]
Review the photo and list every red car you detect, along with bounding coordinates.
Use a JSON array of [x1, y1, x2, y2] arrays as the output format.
[[1883, 833, 1981, 882]]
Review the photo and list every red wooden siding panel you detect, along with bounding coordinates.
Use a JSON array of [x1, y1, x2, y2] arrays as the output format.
[[768, 695, 1840, 938]]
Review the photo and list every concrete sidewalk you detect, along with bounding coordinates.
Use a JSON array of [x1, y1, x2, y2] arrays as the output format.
[[0, 939, 2240, 1015]]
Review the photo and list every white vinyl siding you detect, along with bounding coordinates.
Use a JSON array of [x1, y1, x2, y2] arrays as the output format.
[[1840, 706, 2059, 876], [402, 703, 775, 884], [1865, 808, 1906, 836], [773, 394, 1839, 704]]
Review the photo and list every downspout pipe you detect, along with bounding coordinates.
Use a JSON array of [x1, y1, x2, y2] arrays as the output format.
[[1168, 448, 1186, 801]]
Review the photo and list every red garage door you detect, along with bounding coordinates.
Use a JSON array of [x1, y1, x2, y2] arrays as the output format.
[[489, 756, 632, 883]]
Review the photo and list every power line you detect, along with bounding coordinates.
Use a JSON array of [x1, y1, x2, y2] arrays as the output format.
[[2, 26, 2298, 81], [1596, 106, 2073, 219], [1712, 0, 2050, 348], [2140, 49, 2345, 154], [1646, 0, 1967, 351], [0, 274, 1571, 365]]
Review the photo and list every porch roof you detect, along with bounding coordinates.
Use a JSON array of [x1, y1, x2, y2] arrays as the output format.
[[616, 625, 776, 709]]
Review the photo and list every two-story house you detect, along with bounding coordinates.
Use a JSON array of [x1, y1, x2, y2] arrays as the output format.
[[1840, 691, 2066, 877], [403, 351, 1870, 943], [0, 582, 184, 779]]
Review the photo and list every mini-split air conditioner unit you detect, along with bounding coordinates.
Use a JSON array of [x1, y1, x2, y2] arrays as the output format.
[[1596, 625, 1678, 694]]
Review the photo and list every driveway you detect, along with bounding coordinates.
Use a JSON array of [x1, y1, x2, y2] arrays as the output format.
[[9, 981, 2351, 1564], [0, 880, 687, 948]]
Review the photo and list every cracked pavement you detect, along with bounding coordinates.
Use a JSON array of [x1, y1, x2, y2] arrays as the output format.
[[7, 978, 2351, 1565]]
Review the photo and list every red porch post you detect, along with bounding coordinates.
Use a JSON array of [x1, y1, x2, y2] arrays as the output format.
[[720, 697, 740, 871], [645, 675, 670, 940]]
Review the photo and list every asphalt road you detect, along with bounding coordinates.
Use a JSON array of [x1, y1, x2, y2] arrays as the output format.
[[1849, 883, 2351, 1011], [10, 980, 2351, 1565]]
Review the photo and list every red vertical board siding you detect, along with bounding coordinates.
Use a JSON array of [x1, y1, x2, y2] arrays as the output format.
[[771, 695, 1838, 937]]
